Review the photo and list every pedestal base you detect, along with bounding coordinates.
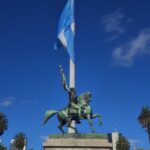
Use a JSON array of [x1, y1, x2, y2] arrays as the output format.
[[43, 133, 119, 150]]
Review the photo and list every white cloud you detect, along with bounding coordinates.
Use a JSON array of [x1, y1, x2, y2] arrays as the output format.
[[20, 99, 31, 104], [101, 9, 133, 40], [20, 99, 38, 106], [129, 139, 142, 147], [112, 28, 150, 66], [1, 100, 13, 107], [0, 97, 37, 107], [40, 136, 48, 141], [0, 96, 16, 107]]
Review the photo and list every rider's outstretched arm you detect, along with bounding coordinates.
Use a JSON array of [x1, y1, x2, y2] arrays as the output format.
[[59, 65, 70, 92]]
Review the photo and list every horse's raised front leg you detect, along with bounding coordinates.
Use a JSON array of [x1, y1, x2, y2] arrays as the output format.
[[92, 114, 102, 126], [87, 115, 96, 133]]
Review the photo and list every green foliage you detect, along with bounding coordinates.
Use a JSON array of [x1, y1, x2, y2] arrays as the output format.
[[13, 132, 27, 150], [0, 112, 8, 136], [0, 143, 7, 150], [49, 133, 108, 139], [116, 135, 130, 150], [138, 106, 150, 141], [137, 148, 144, 150]]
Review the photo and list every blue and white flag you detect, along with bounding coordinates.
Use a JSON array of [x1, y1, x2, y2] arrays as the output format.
[[54, 0, 75, 62]]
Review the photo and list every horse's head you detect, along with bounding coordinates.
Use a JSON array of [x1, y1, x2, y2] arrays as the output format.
[[84, 92, 92, 102], [78, 92, 92, 106]]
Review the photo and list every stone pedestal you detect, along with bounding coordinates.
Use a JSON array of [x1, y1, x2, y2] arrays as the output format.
[[43, 133, 119, 150]]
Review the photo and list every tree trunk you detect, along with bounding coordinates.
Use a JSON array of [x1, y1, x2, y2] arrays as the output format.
[[147, 127, 150, 143]]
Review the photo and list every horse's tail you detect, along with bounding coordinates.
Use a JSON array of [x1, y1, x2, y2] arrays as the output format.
[[42, 110, 58, 125]]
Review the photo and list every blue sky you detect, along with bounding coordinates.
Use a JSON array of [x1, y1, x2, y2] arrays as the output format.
[[0, 0, 150, 149]]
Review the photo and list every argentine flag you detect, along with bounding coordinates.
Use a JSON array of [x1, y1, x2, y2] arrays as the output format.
[[54, 0, 75, 62]]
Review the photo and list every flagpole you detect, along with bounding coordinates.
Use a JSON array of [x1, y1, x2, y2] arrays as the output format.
[[68, 0, 75, 134], [69, 59, 75, 88], [68, 59, 76, 133]]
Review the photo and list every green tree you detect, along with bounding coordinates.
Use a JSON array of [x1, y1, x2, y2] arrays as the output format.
[[138, 106, 150, 142], [0, 112, 8, 136], [116, 135, 130, 150], [137, 148, 143, 150], [13, 132, 27, 150], [0, 143, 7, 150]]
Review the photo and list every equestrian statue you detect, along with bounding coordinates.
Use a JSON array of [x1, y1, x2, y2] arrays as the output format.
[[42, 65, 102, 133]]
